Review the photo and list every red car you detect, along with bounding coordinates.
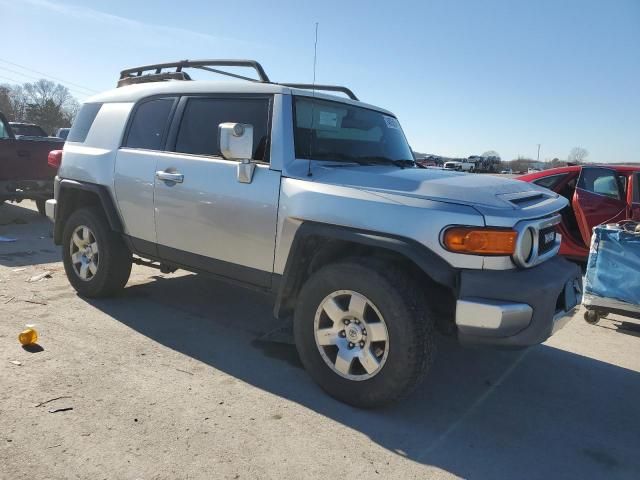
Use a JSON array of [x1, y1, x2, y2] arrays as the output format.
[[519, 165, 640, 262]]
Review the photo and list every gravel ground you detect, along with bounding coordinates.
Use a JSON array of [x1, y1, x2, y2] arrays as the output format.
[[1, 200, 639, 480]]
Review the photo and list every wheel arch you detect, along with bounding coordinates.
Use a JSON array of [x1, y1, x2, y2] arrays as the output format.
[[54, 179, 123, 245], [273, 221, 458, 320]]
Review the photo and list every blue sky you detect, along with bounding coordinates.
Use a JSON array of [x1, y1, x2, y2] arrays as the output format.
[[1, 0, 638, 162]]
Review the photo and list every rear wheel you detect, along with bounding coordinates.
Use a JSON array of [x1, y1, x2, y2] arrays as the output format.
[[293, 260, 435, 408], [62, 207, 132, 297]]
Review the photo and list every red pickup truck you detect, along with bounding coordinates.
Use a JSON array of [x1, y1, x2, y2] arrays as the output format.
[[0, 111, 63, 215]]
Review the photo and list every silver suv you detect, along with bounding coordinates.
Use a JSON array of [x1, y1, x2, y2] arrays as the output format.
[[46, 60, 582, 407]]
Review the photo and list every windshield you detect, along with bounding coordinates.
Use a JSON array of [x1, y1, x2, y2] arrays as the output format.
[[293, 96, 414, 164]]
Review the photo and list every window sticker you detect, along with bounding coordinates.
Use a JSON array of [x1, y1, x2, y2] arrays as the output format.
[[319, 111, 338, 127], [384, 116, 400, 129]]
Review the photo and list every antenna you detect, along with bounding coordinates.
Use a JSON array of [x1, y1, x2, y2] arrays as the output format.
[[306, 22, 319, 178]]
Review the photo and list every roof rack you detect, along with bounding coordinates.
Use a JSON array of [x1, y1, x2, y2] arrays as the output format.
[[279, 83, 358, 101], [117, 59, 358, 100]]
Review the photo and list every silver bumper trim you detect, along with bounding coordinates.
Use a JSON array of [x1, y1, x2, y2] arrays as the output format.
[[456, 298, 533, 337]]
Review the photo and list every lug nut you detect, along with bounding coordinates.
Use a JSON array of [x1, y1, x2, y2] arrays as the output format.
[[348, 342, 355, 349], [362, 329, 366, 335], [339, 330, 346, 337], [359, 341, 365, 348], [355, 319, 360, 324], [344, 319, 350, 325]]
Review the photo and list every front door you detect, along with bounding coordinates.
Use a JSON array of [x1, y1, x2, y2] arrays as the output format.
[[153, 96, 280, 288], [572, 167, 629, 245]]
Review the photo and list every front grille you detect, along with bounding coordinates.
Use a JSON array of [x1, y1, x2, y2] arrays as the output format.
[[538, 226, 557, 255]]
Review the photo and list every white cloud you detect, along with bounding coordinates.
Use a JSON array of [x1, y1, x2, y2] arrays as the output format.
[[19, 0, 254, 47]]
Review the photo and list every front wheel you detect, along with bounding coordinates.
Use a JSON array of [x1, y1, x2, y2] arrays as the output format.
[[293, 260, 435, 408], [62, 207, 132, 297]]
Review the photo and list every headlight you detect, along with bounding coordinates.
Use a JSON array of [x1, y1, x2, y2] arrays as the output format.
[[442, 227, 517, 255], [519, 227, 534, 262]]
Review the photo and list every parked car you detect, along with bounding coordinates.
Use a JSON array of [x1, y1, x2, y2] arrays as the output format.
[[46, 59, 582, 408], [54, 128, 71, 140], [0, 112, 63, 214], [519, 165, 640, 262], [443, 159, 474, 172]]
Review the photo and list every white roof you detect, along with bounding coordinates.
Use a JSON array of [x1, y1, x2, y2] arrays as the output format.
[[86, 80, 394, 115]]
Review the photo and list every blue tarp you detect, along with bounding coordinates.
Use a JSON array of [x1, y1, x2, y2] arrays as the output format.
[[584, 224, 640, 308]]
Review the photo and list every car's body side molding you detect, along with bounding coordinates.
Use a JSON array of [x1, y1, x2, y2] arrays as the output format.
[[273, 221, 458, 319]]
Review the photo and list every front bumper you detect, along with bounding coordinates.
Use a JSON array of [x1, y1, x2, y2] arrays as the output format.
[[456, 256, 582, 347]]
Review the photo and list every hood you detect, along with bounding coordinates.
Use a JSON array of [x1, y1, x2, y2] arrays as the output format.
[[310, 165, 553, 207], [307, 165, 567, 221]]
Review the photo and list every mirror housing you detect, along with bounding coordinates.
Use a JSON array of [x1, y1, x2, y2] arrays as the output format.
[[219, 123, 255, 183]]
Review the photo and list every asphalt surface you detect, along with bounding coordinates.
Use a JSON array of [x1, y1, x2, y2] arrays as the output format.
[[1, 200, 639, 480]]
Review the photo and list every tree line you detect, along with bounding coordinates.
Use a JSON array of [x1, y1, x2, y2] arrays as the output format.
[[0, 79, 79, 135]]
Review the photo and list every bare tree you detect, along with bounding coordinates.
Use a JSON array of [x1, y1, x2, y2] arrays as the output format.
[[568, 147, 589, 164], [482, 150, 500, 160], [3, 79, 81, 134]]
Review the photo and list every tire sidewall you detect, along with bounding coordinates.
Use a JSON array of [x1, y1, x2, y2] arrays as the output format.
[[294, 262, 430, 407]]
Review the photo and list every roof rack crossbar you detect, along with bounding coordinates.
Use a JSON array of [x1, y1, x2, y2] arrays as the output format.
[[280, 83, 359, 101], [194, 65, 261, 83]]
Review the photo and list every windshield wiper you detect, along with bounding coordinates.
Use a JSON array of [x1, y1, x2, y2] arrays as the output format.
[[357, 156, 416, 169]]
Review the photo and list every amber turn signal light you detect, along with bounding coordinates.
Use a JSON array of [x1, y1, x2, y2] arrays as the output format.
[[443, 227, 517, 255]]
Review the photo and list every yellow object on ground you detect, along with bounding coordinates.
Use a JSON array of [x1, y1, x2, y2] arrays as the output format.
[[18, 328, 38, 346]]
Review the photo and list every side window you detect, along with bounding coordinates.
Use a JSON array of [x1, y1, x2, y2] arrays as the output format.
[[67, 103, 102, 143], [533, 174, 567, 190], [174, 97, 270, 161], [577, 168, 621, 200], [124, 98, 175, 150], [634, 173, 640, 204]]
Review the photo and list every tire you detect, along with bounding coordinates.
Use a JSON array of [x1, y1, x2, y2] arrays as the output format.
[[36, 199, 47, 216], [62, 207, 132, 297], [293, 259, 435, 408]]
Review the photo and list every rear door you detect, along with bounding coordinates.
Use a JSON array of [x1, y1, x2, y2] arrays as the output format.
[[114, 96, 177, 256], [573, 167, 629, 244]]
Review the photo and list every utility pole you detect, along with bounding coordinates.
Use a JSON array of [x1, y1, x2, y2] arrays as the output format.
[[537, 144, 541, 162]]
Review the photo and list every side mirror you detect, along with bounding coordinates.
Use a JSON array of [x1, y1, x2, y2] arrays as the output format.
[[219, 123, 255, 184]]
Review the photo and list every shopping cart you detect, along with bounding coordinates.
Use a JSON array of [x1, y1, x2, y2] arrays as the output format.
[[583, 221, 640, 324]]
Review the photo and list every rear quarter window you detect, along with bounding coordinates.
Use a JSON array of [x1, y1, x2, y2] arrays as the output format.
[[67, 103, 102, 143]]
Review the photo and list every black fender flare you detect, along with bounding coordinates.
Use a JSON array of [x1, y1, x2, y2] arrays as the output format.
[[54, 179, 124, 244], [273, 221, 457, 318]]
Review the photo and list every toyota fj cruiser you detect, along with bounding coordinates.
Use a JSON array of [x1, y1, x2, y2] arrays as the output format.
[[46, 60, 582, 407]]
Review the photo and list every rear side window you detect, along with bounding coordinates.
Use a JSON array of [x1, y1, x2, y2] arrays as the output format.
[[124, 98, 175, 150], [174, 97, 270, 161], [67, 103, 102, 143]]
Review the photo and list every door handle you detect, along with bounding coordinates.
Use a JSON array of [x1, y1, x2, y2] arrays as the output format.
[[156, 170, 184, 183]]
